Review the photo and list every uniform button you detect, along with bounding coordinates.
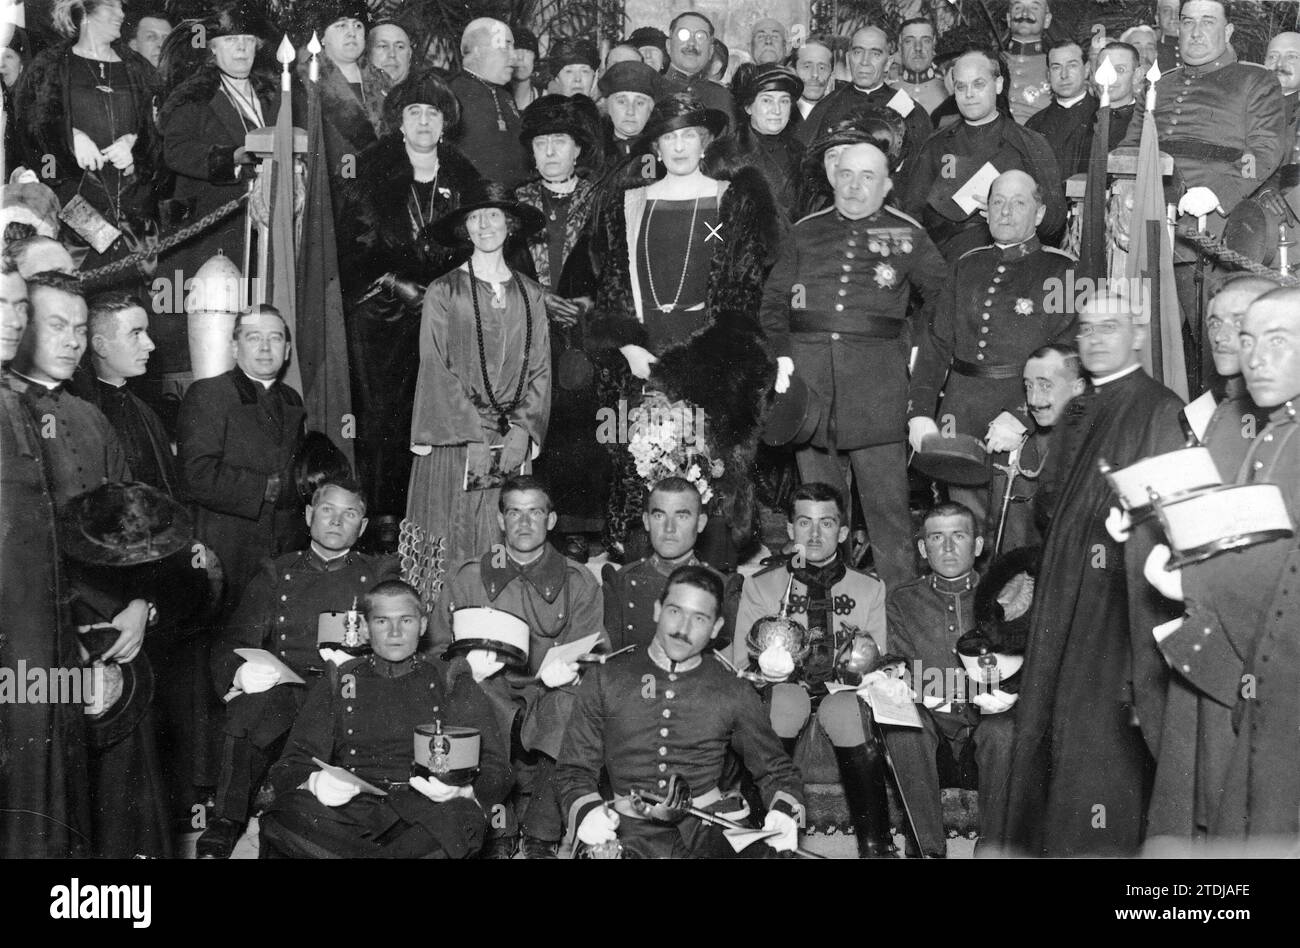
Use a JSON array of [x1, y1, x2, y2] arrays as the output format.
[[1181, 664, 1190, 673], [630, 579, 636, 587], [982, 313, 990, 320], [280, 633, 286, 640], [977, 354, 985, 360], [846, 252, 855, 259], [991, 277, 1001, 285], [1193, 643, 1202, 652], [668, 674, 677, 681], [948, 625, 955, 632], [658, 747, 668, 756], [838, 289, 847, 297], [983, 300, 992, 307], [996, 266, 1005, 273], [1254, 460, 1264, 470], [947, 605, 954, 612], [658, 763, 668, 772], [847, 239, 856, 247], [628, 601, 635, 608], [840, 275, 849, 283], [349, 749, 356, 755], [980, 326, 988, 334], [988, 287, 996, 294], [978, 341, 987, 348], [284, 574, 291, 580], [1170, 118, 1179, 126], [626, 624, 634, 631], [279, 616, 285, 622], [1203, 627, 1212, 635], [346, 706, 353, 712], [347, 729, 354, 735], [831, 332, 841, 341], [660, 728, 669, 737], [835, 304, 844, 312], [665, 690, 675, 699], [662, 709, 671, 718], [658, 779, 667, 787], [280, 594, 287, 601], [842, 264, 851, 272], [1264, 433, 1273, 442]]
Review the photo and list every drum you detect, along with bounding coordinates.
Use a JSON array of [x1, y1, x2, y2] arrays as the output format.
[[1102, 447, 1222, 521], [1156, 483, 1294, 568]]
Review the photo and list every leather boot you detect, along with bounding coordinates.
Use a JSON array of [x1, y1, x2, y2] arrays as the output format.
[[831, 741, 893, 858]]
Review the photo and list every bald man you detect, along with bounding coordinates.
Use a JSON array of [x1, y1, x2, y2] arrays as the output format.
[[1144, 288, 1300, 847], [796, 26, 932, 196], [449, 18, 527, 187]]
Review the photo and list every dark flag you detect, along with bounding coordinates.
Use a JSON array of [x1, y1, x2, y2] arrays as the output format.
[[269, 35, 303, 394]]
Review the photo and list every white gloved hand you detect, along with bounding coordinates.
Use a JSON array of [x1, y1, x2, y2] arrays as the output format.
[[619, 344, 658, 379], [307, 769, 361, 807], [233, 661, 280, 694], [1105, 506, 1133, 543], [1178, 186, 1224, 219], [1144, 544, 1185, 601], [921, 693, 947, 710], [410, 443, 434, 456], [757, 645, 795, 682], [466, 649, 505, 683], [539, 659, 580, 689], [984, 411, 1028, 454], [576, 805, 620, 846], [908, 416, 940, 454], [763, 809, 799, 852], [410, 774, 469, 803], [774, 356, 794, 395], [319, 647, 352, 666], [972, 688, 1019, 714]]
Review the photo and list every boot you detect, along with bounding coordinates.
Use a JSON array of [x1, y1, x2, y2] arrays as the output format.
[[831, 742, 893, 858]]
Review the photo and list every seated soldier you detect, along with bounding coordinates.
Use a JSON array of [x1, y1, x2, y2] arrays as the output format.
[[197, 477, 400, 858], [729, 481, 893, 858], [259, 580, 511, 858], [875, 502, 1017, 858], [431, 475, 606, 859], [603, 476, 741, 651], [556, 564, 804, 858]]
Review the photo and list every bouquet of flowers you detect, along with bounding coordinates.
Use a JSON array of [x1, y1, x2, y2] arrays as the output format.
[[626, 391, 724, 505]]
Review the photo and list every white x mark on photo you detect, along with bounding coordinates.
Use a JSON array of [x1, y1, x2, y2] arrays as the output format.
[[705, 222, 724, 243]]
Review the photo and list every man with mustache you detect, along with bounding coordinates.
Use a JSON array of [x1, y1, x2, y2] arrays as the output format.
[[890, 17, 945, 115], [749, 18, 788, 66], [660, 12, 734, 127], [1002, 0, 1053, 124], [792, 38, 835, 125], [1142, 287, 1300, 847], [556, 564, 804, 858]]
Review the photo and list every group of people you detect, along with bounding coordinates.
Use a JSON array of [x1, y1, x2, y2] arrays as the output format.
[[4, 0, 1300, 860]]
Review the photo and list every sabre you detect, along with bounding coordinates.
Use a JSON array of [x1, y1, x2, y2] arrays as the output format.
[[992, 441, 1023, 557], [631, 789, 826, 859]]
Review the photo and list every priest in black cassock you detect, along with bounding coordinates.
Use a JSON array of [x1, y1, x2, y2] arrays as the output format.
[[999, 293, 1185, 857], [72, 293, 177, 496], [1025, 42, 1096, 179]]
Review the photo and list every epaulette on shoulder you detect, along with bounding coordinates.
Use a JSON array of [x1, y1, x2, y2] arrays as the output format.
[[1043, 246, 1078, 261], [882, 205, 924, 229], [794, 206, 835, 227]]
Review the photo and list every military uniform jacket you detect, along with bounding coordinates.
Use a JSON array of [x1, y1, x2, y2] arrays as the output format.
[[1003, 40, 1051, 126], [886, 572, 979, 710], [728, 558, 886, 668], [903, 113, 1065, 252], [602, 554, 743, 652], [891, 69, 947, 116], [907, 238, 1076, 434], [1120, 47, 1286, 260], [555, 648, 804, 834], [795, 83, 932, 195], [758, 205, 948, 449], [212, 547, 401, 693], [432, 544, 606, 759]]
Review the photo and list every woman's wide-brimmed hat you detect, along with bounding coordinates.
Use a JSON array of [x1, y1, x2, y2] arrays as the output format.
[[59, 482, 195, 568], [639, 92, 728, 144], [734, 62, 804, 109], [428, 179, 546, 247], [520, 93, 596, 155], [204, 0, 273, 41]]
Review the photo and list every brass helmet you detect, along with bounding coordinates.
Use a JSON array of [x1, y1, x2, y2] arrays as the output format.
[[745, 614, 811, 665]]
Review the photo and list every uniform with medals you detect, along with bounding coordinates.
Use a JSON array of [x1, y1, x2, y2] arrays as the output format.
[[1003, 39, 1051, 125]]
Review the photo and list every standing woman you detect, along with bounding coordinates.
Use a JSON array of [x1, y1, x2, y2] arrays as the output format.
[[587, 93, 781, 565], [405, 184, 551, 568], [514, 94, 603, 561], [14, 0, 158, 267], [711, 64, 805, 218], [336, 70, 483, 518]]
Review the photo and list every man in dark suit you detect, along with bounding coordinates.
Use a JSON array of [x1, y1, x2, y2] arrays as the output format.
[[177, 304, 305, 610]]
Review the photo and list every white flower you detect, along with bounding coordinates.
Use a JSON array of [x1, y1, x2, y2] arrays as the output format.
[[686, 464, 702, 482]]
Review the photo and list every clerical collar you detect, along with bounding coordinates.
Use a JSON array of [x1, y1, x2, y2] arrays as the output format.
[[852, 82, 885, 96], [96, 376, 126, 388], [1056, 92, 1088, 109], [1092, 363, 1142, 387], [370, 653, 418, 679], [901, 66, 937, 84], [9, 369, 59, 391], [930, 572, 976, 594], [464, 67, 505, 89], [309, 541, 351, 565], [1007, 39, 1044, 56], [647, 639, 703, 674], [240, 369, 275, 390]]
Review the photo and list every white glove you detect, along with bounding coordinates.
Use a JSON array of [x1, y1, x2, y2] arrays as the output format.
[[576, 805, 620, 846], [1144, 544, 1185, 601], [907, 416, 940, 454], [858, 669, 917, 704], [972, 688, 1019, 714], [619, 344, 658, 379], [319, 647, 352, 666], [410, 774, 469, 803], [466, 649, 505, 683], [232, 661, 280, 694], [539, 659, 580, 688], [763, 809, 799, 852], [410, 443, 433, 456], [921, 693, 947, 710], [307, 769, 360, 807], [774, 356, 794, 395], [1105, 506, 1132, 543], [984, 411, 1028, 453], [1178, 186, 1224, 219], [757, 645, 795, 682]]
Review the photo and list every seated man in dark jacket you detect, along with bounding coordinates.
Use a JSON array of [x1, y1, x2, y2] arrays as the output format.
[[259, 580, 511, 858]]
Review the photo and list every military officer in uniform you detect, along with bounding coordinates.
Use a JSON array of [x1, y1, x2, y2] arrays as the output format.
[[556, 564, 805, 858], [1156, 0, 1183, 73], [430, 475, 606, 858], [761, 131, 948, 590], [903, 50, 1065, 257], [197, 478, 400, 858], [1002, 0, 1053, 125], [878, 502, 1016, 857], [891, 18, 946, 116], [907, 170, 1076, 531]]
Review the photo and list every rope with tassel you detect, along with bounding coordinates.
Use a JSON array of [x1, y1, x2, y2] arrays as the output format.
[[78, 194, 249, 285], [1175, 225, 1300, 286]]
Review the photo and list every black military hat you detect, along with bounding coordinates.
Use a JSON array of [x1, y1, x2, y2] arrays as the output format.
[[520, 92, 596, 154], [428, 179, 546, 247], [59, 482, 194, 568], [761, 372, 823, 447], [734, 62, 804, 109], [639, 92, 728, 143], [957, 545, 1038, 694], [912, 433, 992, 486], [597, 60, 663, 99], [384, 68, 462, 133]]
